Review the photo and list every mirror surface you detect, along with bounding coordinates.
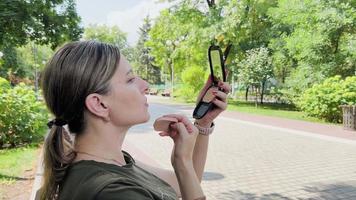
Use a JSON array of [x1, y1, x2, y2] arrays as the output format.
[[210, 50, 223, 82]]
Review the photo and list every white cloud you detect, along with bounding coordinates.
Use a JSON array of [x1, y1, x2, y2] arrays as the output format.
[[106, 0, 170, 46]]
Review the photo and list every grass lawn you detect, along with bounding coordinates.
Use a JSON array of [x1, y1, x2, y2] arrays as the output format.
[[169, 96, 337, 125], [0, 145, 39, 185], [228, 100, 336, 124]]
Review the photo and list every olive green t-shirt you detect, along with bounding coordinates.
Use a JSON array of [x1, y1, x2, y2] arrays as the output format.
[[59, 151, 178, 200]]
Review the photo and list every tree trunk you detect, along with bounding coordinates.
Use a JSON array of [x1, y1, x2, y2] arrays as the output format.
[[254, 86, 258, 108], [260, 81, 265, 104], [245, 86, 249, 101]]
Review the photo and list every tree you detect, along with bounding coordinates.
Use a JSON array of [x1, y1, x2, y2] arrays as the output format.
[[148, 0, 278, 99], [238, 47, 273, 105], [0, 43, 53, 81], [83, 24, 134, 62], [134, 16, 161, 84], [0, 0, 82, 49], [268, 0, 356, 103]]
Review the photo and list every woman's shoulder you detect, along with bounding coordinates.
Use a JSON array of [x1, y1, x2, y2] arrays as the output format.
[[59, 152, 177, 200], [59, 160, 134, 200]]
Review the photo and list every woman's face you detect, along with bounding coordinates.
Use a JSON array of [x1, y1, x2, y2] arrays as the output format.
[[104, 56, 150, 127]]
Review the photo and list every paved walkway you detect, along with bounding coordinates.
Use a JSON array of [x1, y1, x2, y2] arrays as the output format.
[[126, 96, 356, 200], [30, 96, 356, 200]]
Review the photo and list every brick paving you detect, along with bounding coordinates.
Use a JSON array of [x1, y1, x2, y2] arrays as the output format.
[[31, 96, 356, 200], [125, 96, 356, 200]]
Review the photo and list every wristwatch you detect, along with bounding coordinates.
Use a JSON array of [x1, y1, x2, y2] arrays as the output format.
[[194, 121, 215, 135]]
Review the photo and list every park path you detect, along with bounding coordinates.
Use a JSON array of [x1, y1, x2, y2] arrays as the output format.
[[30, 95, 356, 200]]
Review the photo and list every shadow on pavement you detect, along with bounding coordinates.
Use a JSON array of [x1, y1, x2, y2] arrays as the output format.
[[217, 190, 292, 200], [202, 171, 225, 181], [217, 181, 356, 200], [301, 181, 356, 199], [0, 173, 33, 181]]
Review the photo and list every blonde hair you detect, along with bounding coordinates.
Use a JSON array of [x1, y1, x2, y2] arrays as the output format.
[[40, 41, 120, 199]]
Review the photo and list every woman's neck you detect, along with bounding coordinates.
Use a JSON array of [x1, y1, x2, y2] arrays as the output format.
[[74, 123, 129, 165]]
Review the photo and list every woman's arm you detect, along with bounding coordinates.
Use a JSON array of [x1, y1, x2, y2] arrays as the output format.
[[192, 129, 210, 182], [170, 121, 205, 200]]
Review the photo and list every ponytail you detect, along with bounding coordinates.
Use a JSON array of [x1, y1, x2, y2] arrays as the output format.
[[40, 124, 75, 200], [39, 41, 121, 199]]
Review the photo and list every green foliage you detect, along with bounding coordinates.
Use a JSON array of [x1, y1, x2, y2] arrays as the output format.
[[16, 43, 54, 78], [238, 47, 273, 86], [280, 64, 325, 104], [0, 43, 54, 79], [0, 0, 82, 49], [144, 0, 355, 120], [147, 6, 209, 90], [133, 16, 161, 84], [0, 81, 48, 148], [297, 76, 356, 123], [268, 0, 356, 103], [176, 65, 206, 101], [238, 47, 273, 103], [0, 77, 10, 92], [0, 46, 22, 78], [83, 24, 134, 62]]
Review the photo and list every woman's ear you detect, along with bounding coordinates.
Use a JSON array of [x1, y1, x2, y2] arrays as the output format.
[[85, 94, 110, 121]]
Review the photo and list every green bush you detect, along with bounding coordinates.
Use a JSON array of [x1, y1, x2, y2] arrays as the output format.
[[176, 65, 206, 102], [297, 76, 356, 123], [0, 77, 10, 92], [0, 80, 48, 148]]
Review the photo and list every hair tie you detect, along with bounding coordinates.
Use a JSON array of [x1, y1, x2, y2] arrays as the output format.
[[47, 119, 68, 128]]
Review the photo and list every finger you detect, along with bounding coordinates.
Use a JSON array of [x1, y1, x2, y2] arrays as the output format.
[[170, 122, 189, 136], [159, 130, 178, 138], [163, 114, 194, 133], [170, 130, 178, 138], [203, 76, 213, 90], [212, 98, 227, 110], [213, 90, 227, 103], [197, 76, 214, 102], [218, 81, 231, 94], [159, 132, 169, 137]]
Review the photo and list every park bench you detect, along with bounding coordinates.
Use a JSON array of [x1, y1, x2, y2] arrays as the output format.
[[149, 88, 158, 95], [161, 89, 171, 97]]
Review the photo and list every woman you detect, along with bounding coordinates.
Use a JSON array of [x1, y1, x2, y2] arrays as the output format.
[[40, 41, 230, 200]]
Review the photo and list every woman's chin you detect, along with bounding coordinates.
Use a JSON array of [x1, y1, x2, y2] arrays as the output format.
[[139, 113, 150, 124]]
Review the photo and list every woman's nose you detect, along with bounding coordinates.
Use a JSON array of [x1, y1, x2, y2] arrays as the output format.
[[140, 77, 149, 93]]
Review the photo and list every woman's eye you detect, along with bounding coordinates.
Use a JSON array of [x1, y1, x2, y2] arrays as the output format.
[[128, 77, 136, 83]]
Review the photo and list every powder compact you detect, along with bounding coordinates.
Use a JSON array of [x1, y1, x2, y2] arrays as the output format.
[[193, 45, 227, 119]]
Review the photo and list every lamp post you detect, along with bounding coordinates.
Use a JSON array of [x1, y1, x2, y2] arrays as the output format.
[[165, 39, 180, 98], [0, 51, 3, 67]]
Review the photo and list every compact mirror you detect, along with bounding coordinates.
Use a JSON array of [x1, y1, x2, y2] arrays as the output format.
[[193, 45, 227, 119], [209, 46, 226, 84]]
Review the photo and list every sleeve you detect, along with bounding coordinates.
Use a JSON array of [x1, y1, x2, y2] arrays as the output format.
[[96, 182, 155, 200]]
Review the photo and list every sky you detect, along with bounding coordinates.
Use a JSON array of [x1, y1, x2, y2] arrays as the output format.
[[75, 0, 170, 45]]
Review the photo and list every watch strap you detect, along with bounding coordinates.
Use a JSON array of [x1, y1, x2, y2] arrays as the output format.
[[194, 121, 215, 135]]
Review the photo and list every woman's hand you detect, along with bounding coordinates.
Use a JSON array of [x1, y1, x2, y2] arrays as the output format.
[[157, 114, 198, 164], [157, 114, 205, 199], [196, 76, 231, 126]]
